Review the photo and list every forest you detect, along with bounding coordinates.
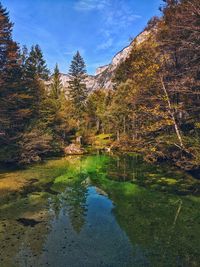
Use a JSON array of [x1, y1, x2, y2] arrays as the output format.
[[0, 0, 200, 171], [1, 1, 200, 266]]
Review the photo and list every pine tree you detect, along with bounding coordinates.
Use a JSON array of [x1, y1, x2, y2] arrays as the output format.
[[51, 64, 62, 99], [18, 44, 54, 163], [68, 51, 87, 116], [22, 45, 50, 120], [20, 45, 28, 72], [0, 3, 30, 162], [25, 45, 49, 80], [0, 2, 13, 70], [40, 64, 63, 134]]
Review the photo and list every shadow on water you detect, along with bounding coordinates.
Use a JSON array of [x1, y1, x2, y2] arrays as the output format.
[[0, 153, 200, 266]]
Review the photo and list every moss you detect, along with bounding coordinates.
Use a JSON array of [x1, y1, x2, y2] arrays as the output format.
[[158, 178, 178, 185], [90, 176, 200, 266], [92, 134, 113, 148], [0, 153, 200, 266]]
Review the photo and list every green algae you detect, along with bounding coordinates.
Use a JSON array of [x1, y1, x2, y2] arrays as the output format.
[[0, 153, 200, 266]]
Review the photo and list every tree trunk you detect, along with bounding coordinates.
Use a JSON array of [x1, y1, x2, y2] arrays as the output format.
[[123, 116, 126, 134], [117, 130, 120, 142], [76, 136, 82, 145], [77, 119, 80, 131], [96, 118, 100, 132], [132, 116, 135, 141], [160, 75, 185, 149]]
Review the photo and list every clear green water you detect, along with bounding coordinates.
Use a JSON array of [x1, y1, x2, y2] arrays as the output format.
[[0, 153, 200, 267]]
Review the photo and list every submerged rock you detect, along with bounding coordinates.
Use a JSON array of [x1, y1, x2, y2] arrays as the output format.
[[16, 218, 42, 227], [81, 177, 91, 186], [95, 187, 108, 197]]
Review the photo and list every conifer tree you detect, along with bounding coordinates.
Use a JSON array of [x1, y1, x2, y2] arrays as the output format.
[[25, 45, 49, 80], [40, 64, 63, 134], [68, 51, 87, 116], [20, 45, 28, 72], [51, 64, 62, 99], [0, 3, 30, 162], [22, 45, 50, 120]]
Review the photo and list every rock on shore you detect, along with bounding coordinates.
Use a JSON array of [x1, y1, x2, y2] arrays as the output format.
[[64, 144, 85, 155]]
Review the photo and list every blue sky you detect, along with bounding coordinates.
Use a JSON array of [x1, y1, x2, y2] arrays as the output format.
[[2, 0, 163, 75]]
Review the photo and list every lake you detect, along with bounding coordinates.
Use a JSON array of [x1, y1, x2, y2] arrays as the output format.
[[0, 153, 200, 267]]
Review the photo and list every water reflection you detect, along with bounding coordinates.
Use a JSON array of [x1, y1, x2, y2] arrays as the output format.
[[0, 154, 199, 267], [51, 181, 88, 234], [15, 186, 136, 267]]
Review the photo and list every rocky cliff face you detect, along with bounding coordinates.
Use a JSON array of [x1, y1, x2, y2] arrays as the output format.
[[90, 30, 150, 90], [48, 30, 150, 93]]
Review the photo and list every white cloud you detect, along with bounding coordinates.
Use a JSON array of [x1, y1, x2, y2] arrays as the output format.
[[97, 37, 113, 50], [104, 3, 141, 29], [74, 0, 109, 11], [74, 0, 141, 28], [75, 0, 141, 54]]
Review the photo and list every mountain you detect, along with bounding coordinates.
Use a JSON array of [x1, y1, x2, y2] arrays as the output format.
[[47, 30, 150, 93], [90, 29, 150, 90]]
